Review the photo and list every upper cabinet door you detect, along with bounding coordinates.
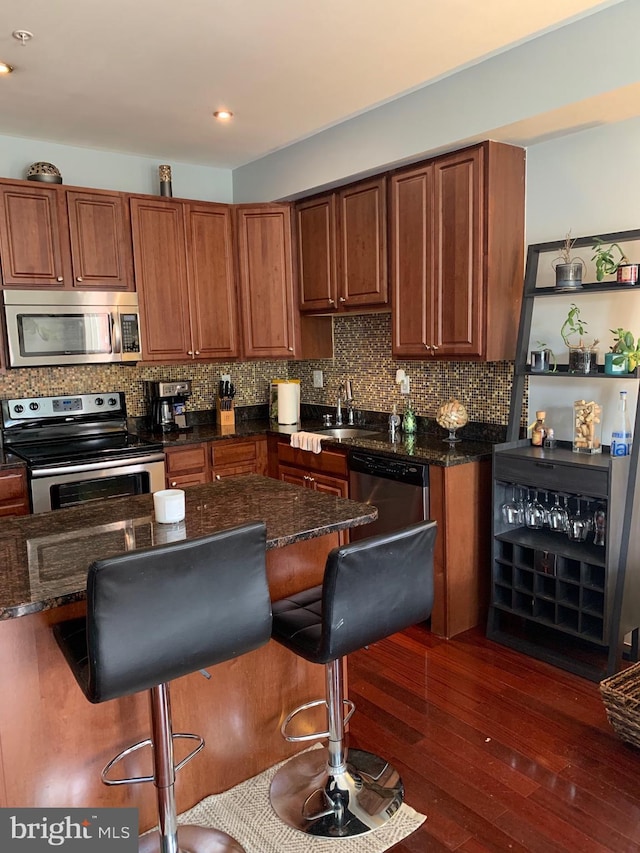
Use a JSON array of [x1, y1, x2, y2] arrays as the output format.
[[0, 184, 68, 287], [236, 204, 297, 359], [185, 203, 240, 360], [296, 194, 338, 311], [130, 197, 193, 362], [432, 147, 484, 357], [337, 176, 388, 309], [66, 191, 134, 290], [390, 163, 435, 357]]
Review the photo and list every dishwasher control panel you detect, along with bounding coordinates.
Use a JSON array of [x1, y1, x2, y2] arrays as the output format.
[[348, 450, 428, 487]]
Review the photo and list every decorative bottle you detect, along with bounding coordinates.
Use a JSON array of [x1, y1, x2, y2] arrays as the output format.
[[530, 411, 547, 446], [611, 390, 633, 457], [402, 398, 416, 434]]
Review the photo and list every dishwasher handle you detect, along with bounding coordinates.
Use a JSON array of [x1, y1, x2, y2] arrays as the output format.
[[348, 450, 428, 487]]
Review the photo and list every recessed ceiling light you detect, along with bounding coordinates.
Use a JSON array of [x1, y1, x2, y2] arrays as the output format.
[[0, 62, 14, 75], [213, 110, 233, 121]]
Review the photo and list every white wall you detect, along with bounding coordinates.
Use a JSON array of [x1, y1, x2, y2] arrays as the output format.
[[0, 134, 233, 202], [232, 0, 640, 201], [526, 116, 640, 444]]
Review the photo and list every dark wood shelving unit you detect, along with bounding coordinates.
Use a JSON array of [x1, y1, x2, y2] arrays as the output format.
[[489, 228, 640, 681]]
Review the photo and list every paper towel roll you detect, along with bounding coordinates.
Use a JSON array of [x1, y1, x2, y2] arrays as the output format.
[[278, 382, 300, 424]]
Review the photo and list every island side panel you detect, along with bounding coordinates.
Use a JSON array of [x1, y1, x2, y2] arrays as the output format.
[[428, 460, 492, 638], [0, 537, 334, 830]]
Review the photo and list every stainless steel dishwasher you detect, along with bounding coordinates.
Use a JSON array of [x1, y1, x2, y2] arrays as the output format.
[[348, 449, 429, 541]]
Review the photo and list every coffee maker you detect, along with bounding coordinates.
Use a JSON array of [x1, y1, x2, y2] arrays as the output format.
[[145, 380, 192, 433]]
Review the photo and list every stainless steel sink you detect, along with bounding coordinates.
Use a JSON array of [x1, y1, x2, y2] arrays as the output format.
[[313, 427, 379, 440]]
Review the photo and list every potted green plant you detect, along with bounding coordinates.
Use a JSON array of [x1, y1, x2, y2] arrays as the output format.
[[553, 231, 585, 291], [607, 327, 640, 374], [530, 340, 557, 373], [560, 303, 599, 373], [592, 238, 630, 281]]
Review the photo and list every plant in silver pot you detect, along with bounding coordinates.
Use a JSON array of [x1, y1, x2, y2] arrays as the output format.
[[530, 340, 556, 373], [553, 231, 585, 291], [561, 303, 599, 374]]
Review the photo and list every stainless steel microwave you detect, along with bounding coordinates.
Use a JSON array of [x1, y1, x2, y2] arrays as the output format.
[[3, 290, 142, 367]]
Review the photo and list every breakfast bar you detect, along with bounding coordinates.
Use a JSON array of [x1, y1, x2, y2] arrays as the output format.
[[0, 474, 376, 830]]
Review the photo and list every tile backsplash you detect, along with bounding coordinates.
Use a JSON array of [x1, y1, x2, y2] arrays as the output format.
[[0, 313, 515, 425]]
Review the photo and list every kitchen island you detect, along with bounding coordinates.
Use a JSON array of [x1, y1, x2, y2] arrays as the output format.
[[0, 475, 376, 829]]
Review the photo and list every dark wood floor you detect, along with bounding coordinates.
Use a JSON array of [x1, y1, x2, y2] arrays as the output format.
[[347, 624, 640, 852]]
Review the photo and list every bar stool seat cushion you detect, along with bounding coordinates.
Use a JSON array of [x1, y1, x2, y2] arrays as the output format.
[[55, 522, 271, 704], [272, 522, 435, 666]]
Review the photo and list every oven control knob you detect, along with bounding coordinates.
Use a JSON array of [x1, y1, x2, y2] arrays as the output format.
[[13, 404, 24, 414], [107, 397, 117, 407], [94, 397, 104, 406], [29, 402, 39, 411]]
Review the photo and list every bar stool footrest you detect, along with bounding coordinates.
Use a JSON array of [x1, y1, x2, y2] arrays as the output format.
[[281, 698, 355, 743], [102, 732, 204, 786]]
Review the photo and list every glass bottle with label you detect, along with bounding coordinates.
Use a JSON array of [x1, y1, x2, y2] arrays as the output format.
[[611, 390, 633, 457]]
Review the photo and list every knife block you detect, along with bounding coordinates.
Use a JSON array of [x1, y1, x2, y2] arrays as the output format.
[[216, 398, 235, 432]]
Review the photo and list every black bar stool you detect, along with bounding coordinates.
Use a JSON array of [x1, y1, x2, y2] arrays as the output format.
[[54, 522, 271, 853], [269, 519, 436, 838]]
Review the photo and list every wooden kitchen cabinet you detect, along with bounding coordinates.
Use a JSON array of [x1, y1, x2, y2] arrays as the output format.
[[0, 179, 133, 290], [164, 443, 210, 488], [130, 197, 239, 362], [211, 436, 268, 479], [165, 437, 267, 488], [274, 441, 349, 504], [235, 204, 297, 359], [391, 141, 525, 360], [0, 467, 30, 516], [296, 177, 388, 313]]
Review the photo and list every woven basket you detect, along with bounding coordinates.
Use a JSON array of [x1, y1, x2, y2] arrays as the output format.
[[600, 662, 640, 748]]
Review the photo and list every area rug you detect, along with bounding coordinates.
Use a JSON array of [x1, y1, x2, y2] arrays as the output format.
[[176, 747, 426, 852]]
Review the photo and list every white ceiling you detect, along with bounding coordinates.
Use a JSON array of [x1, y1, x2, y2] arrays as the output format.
[[0, 0, 627, 170]]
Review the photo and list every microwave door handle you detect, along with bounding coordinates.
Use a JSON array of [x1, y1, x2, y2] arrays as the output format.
[[111, 313, 122, 354]]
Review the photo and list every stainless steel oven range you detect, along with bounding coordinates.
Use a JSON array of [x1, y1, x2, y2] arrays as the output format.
[[1, 392, 165, 513]]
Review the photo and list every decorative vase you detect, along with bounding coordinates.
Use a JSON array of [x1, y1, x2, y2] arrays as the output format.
[[568, 345, 598, 374], [554, 261, 584, 291], [159, 164, 173, 197], [530, 348, 555, 373], [604, 352, 628, 375]]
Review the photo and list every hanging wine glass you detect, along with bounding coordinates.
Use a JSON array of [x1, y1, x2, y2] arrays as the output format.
[[501, 484, 520, 526], [593, 503, 606, 546], [548, 493, 569, 532], [525, 489, 545, 529], [567, 497, 590, 542]]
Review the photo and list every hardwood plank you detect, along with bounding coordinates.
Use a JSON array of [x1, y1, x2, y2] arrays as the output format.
[[347, 625, 640, 852]]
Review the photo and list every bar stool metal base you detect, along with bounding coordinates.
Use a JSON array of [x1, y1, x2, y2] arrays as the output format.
[[269, 746, 404, 838], [138, 824, 245, 853]]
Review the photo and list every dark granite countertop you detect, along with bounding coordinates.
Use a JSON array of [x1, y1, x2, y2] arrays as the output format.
[[133, 417, 495, 467], [0, 474, 376, 621]]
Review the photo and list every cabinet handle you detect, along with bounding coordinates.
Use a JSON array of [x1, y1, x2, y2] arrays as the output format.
[[339, 297, 346, 303], [170, 481, 177, 487], [328, 298, 335, 305], [76, 276, 83, 282], [424, 344, 432, 352], [534, 462, 556, 469], [187, 350, 194, 356], [56, 276, 64, 282], [288, 346, 294, 352], [215, 474, 221, 481], [431, 344, 439, 352], [194, 350, 200, 356]]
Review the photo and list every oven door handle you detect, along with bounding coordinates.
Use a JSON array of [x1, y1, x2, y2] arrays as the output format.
[[30, 452, 165, 478]]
